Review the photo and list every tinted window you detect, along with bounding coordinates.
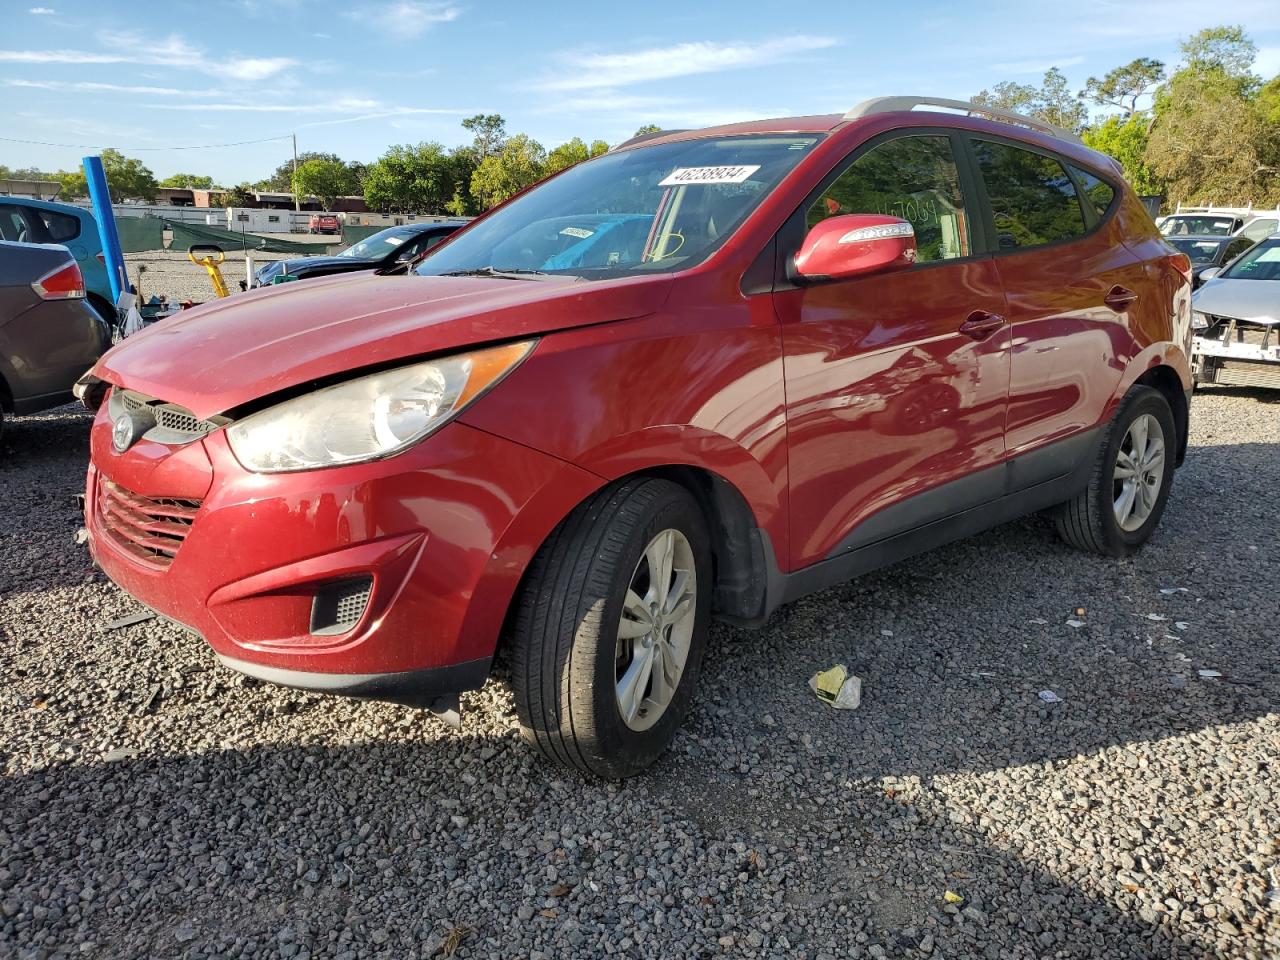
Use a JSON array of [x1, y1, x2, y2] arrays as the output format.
[[32, 208, 80, 244], [0, 210, 28, 242], [807, 136, 972, 263], [1223, 237, 1254, 263], [973, 140, 1086, 249], [1239, 218, 1277, 242], [1222, 238, 1280, 280], [1167, 237, 1226, 264], [1067, 165, 1115, 220]]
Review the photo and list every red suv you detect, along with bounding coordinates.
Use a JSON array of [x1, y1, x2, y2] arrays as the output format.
[[80, 97, 1193, 778]]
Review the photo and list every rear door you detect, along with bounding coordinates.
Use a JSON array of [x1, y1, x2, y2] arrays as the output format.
[[965, 136, 1140, 483], [774, 131, 1010, 568]]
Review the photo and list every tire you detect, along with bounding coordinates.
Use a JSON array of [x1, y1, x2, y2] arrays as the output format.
[[1053, 385, 1177, 557], [510, 478, 712, 779], [87, 294, 119, 331]]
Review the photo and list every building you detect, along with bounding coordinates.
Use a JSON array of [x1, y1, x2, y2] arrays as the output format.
[[0, 178, 62, 200]]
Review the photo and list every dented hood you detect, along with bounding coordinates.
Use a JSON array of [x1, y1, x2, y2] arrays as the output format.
[[91, 272, 671, 418]]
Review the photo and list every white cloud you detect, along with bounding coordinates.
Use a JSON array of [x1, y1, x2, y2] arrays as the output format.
[[1255, 46, 1280, 78], [5, 78, 208, 96], [0, 32, 297, 82], [536, 36, 839, 92], [28, 6, 55, 13], [991, 55, 1085, 75], [347, 1, 460, 40]]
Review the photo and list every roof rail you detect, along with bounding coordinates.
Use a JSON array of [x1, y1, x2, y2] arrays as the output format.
[[845, 96, 1083, 144]]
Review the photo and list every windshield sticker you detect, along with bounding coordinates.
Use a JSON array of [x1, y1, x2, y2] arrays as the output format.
[[659, 165, 761, 187], [560, 226, 594, 239], [385, 237, 406, 245]]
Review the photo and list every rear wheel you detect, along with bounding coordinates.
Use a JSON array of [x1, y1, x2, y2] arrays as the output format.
[[1053, 386, 1176, 557], [510, 478, 711, 779]]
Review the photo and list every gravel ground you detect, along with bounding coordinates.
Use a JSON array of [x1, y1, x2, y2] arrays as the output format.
[[125, 245, 333, 305], [1, 389, 1278, 959]]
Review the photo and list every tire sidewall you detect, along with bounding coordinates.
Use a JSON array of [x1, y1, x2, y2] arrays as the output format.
[[1096, 388, 1177, 552], [580, 488, 712, 777]]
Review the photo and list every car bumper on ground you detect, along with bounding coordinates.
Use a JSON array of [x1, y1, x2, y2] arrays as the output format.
[[85, 401, 602, 702]]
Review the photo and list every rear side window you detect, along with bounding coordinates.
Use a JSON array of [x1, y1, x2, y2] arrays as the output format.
[[972, 140, 1086, 250], [1067, 165, 1115, 220], [807, 135, 972, 263], [32, 207, 80, 242]]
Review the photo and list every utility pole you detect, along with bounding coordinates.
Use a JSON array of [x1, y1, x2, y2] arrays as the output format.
[[292, 132, 299, 213]]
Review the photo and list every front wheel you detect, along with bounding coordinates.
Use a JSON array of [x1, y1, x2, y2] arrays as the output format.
[[1053, 385, 1177, 557], [510, 478, 711, 779]]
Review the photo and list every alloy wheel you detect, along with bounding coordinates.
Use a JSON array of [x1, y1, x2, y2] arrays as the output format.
[[1113, 413, 1165, 532], [615, 528, 697, 732]]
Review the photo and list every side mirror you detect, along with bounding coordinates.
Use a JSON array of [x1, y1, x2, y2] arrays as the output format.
[[792, 215, 916, 283], [1199, 267, 1220, 281]]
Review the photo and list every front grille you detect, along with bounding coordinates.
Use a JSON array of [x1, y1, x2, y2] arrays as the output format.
[[310, 578, 374, 636], [98, 478, 201, 569], [108, 389, 224, 446]]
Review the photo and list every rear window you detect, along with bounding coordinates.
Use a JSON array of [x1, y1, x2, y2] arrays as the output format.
[[972, 140, 1087, 250], [34, 207, 80, 242]]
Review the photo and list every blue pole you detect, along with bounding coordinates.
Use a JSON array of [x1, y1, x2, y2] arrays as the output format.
[[82, 155, 129, 302]]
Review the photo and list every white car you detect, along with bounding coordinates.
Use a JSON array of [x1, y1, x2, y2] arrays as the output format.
[[1191, 234, 1280, 390]]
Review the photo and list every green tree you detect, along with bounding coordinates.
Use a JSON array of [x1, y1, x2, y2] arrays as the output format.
[[544, 137, 610, 175], [56, 149, 158, 201], [159, 173, 215, 189], [1082, 116, 1162, 195], [219, 183, 256, 208], [1147, 27, 1280, 205], [974, 67, 1087, 133], [1081, 57, 1165, 117], [470, 134, 545, 209], [292, 158, 358, 209], [633, 124, 662, 137], [1179, 25, 1257, 80], [461, 114, 507, 160], [1260, 76, 1280, 125], [261, 151, 343, 191], [363, 142, 464, 213]]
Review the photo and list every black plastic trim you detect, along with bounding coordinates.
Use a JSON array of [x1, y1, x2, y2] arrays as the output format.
[[218, 654, 493, 710]]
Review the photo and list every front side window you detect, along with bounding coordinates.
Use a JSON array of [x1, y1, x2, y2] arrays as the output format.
[[973, 140, 1086, 249], [807, 135, 971, 263], [1222, 237, 1280, 280], [418, 135, 821, 281], [1239, 218, 1277, 243], [1223, 237, 1256, 264]]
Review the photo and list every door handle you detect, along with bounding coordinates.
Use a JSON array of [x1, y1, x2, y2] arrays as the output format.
[[959, 310, 1006, 341], [1104, 285, 1139, 311]]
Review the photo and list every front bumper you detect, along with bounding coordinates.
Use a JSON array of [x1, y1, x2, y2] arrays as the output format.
[[86, 404, 602, 697]]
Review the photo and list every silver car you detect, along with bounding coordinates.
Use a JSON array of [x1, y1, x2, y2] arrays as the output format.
[[1191, 234, 1280, 389]]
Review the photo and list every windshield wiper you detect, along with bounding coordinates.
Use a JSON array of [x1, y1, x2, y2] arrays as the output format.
[[437, 266, 568, 281]]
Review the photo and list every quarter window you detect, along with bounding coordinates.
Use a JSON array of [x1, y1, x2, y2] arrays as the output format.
[[1067, 164, 1115, 220], [31, 207, 80, 242], [973, 140, 1086, 249], [807, 136, 972, 263]]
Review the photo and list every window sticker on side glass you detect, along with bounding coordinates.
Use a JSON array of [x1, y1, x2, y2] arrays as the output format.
[[659, 165, 761, 187], [560, 226, 594, 239]]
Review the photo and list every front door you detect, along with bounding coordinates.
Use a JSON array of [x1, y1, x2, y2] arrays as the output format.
[[773, 132, 1011, 569]]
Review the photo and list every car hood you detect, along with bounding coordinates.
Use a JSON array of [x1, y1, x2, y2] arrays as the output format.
[[91, 272, 672, 418], [1193, 278, 1280, 324]]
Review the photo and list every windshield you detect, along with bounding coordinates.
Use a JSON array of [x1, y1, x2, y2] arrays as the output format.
[[338, 226, 416, 260], [1221, 238, 1280, 280], [417, 135, 821, 280], [1160, 215, 1237, 237], [1166, 238, 1224, 264]]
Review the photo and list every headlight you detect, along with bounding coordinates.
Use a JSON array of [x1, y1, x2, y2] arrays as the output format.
[[1192, 311, 1211, 330], [226, 340, 535, 473]]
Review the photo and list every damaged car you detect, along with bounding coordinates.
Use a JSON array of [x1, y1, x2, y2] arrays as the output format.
[[1191, 233, 1280, 390], [78, 96, 1193, 778]]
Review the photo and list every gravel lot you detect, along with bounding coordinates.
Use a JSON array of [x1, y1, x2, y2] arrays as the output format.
[[1, 389, 1277, 959], [125, 245, 333, 305]]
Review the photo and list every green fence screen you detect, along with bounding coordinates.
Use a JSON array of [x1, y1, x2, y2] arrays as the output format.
[[114, 216, 346, 254]]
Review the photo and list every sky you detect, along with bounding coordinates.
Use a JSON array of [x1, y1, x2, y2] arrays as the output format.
[[2, 0, 1279, 185]]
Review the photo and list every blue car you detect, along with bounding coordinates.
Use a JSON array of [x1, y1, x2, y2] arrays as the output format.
[[0, 197, 117, 326]]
